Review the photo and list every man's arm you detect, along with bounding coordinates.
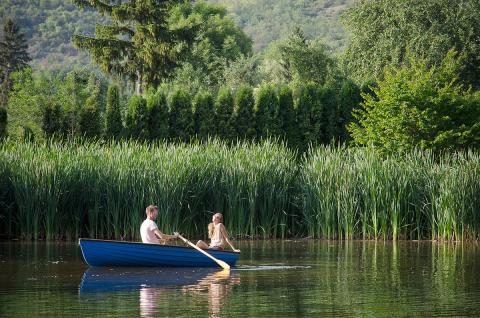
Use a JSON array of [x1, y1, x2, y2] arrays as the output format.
[[154, 229, 178, 241]]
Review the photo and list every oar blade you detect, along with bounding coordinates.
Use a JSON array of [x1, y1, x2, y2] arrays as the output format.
[[216, 259, 230, 270], [177, 234, 231, 270]]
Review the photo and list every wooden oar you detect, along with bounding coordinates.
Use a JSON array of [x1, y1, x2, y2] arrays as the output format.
[[177, 234, 230, 270]]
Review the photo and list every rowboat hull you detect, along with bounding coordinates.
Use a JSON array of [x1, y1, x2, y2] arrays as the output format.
[[79, 238, 240, 267]]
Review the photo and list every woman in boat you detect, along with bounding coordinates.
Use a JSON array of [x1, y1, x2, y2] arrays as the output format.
[[196, 213, 240, 252], [140, 205, 179, 244]]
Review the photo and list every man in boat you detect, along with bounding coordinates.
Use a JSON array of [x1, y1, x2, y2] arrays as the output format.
[[140, 205, 179, 244], [196, 213, 240, 252]]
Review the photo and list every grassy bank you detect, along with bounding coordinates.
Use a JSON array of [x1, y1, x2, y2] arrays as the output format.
[[0, 140, 479, 241]]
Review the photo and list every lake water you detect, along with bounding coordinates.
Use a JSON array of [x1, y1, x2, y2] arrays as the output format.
[[0, 240, 479, 317]]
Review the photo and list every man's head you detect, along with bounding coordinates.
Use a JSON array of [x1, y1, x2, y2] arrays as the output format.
[[146, 205, 159, 220]]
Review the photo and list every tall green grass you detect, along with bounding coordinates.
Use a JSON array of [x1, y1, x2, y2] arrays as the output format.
[[0, 140, 479, 241], [300, 147, 480, 241], [0, 139, 296, 240]]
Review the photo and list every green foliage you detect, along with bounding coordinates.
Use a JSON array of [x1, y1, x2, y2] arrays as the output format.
[[5, 68, 45, 140], [296, 83, 322, 150], [233, 85, 255, 139], [169, 2, 253, 91], [0, 19, 30, 76], [338, 79, 361, 142], [72, 0, 199, 91], [349, 51, 480, 153], [343, 0, 480, 87], [0, 107, 6, 138], [265, 28, 334, 86], [169, 89, 193, 142], [125, 95, 149, 140], [192, 91, 215, 140], [222, 55, 262, 92], [147, 90, 169, 141], [318, 82, 338, 143], [42, 103, 63, 137], [255, 84, 279, 139], [60, 70, 108, 138], [0, 19, 31, 107], [104, 85, 123, 139], [278, 85, 296, 147], [214, 86, 234, 140], [79, 104, 100, 139]]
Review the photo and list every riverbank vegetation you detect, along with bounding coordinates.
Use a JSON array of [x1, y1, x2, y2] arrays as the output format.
[[0, 140, 479, 241]]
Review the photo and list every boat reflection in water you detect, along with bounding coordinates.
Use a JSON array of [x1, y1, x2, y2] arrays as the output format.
[[80, 267, 240, 317]]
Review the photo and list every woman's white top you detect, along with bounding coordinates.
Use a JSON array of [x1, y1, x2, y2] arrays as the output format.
[[209, 223, 227, 248]]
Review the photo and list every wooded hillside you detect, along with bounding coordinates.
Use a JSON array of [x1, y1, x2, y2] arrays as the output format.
[[0, 0, 353, 71]]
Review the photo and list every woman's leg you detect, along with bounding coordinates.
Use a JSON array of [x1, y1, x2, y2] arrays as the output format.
[[196, 240, 209, 249]]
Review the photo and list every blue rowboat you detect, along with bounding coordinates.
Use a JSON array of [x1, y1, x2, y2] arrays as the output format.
[[79, 238, 240, 267]]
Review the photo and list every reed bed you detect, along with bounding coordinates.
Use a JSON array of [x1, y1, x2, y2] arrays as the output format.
[[0, 139, 296, 240], [0, 140, 479, 241], [300, 147, 480, 240]]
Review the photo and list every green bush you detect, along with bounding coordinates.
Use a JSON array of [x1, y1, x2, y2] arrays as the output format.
[[349, 51, 480, 153]]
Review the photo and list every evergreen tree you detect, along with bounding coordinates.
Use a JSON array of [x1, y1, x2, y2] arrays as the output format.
[[0, 19, 30, 107], [72, 0, 198, 93], [193, 91, 214, 140], [79, 88, 102, 138], [255, 84, 279, 139], [147, 90, 169, 140], [169, 89, 193, 142], [104, 85, 123, 139], [338, 80, 361, 142], [0, 107, 6, 138], [296, 83, 322, 151], [234, 85, 255, 140], [278, 85, 296, 147], [214, 86, 234, 141], [125, 95, 149, 140], [318, 82, 338, 143], [42, 103, 64, 138]]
